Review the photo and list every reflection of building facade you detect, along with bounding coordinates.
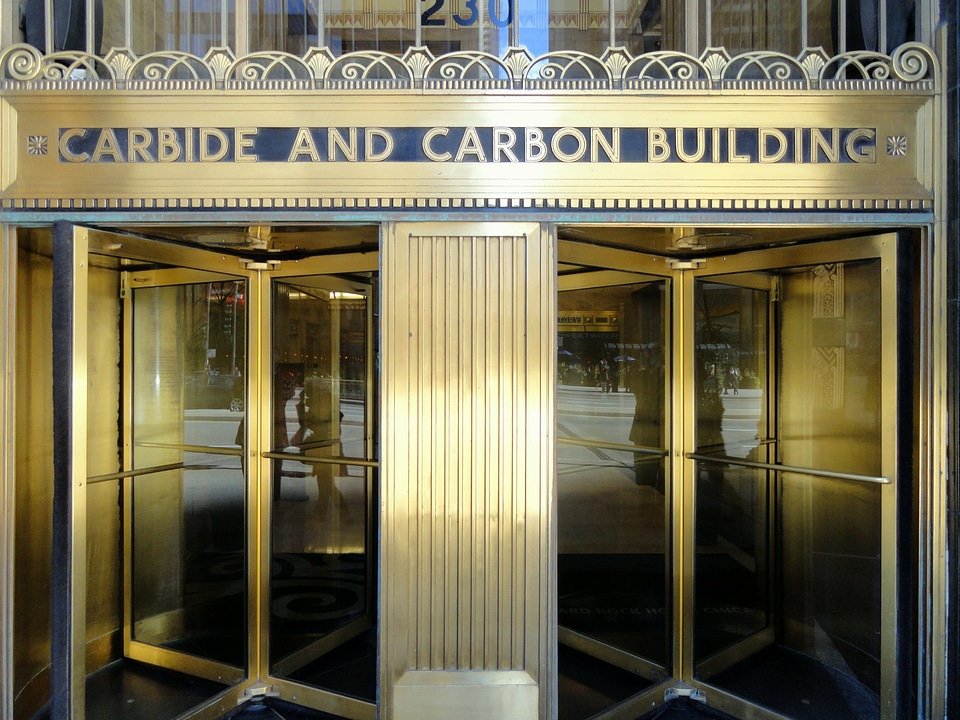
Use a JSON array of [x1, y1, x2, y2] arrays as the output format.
[[1, 3, 958, 720]]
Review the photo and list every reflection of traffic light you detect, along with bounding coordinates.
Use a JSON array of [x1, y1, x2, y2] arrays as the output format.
[[24, 0, 103, 53]]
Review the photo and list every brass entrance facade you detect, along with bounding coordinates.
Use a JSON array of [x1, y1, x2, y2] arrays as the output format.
[[7, 220, 922, 720]]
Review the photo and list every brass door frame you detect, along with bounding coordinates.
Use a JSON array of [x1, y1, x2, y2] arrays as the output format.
[[680, 268, 779, 687], [557, 241, 679, 692], [557, 232, 902, 720], [119, 249, 249, 688], [51, 223, 90, 720]]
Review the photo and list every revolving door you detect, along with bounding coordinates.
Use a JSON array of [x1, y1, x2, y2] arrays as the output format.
[[51, 224, 379, 720], [556, 232, 911, 720]]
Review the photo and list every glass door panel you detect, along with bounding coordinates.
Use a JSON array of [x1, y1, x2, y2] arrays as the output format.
[[689, 242, 896, 720], [777, 260, 885, 704], [555, 252, 673, 690], [129, 278, 248, 675], [692, 280, 772, 670], [267, 274, 377, 703]]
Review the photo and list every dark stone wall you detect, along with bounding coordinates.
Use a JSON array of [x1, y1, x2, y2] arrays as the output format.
[[945, 1, 960, 718]]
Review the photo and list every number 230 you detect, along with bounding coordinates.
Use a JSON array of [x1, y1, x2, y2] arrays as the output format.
[[421, 0, 513, 28]]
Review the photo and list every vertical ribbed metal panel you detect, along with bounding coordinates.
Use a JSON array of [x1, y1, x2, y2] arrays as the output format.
[[382, 222, 555, 714]]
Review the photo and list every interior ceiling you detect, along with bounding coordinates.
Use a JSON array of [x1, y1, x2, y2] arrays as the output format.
[[107, 224, 380, 257], [556, 225, 880, 257], [101, 223, 890, 260]]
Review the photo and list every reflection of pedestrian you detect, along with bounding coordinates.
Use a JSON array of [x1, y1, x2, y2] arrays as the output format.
[[723, 366, 739, 395], [295, 377, 345, 519], [697, 361, 725, 544], [598, 358, 611, 393], [627, 353, 664, 491]]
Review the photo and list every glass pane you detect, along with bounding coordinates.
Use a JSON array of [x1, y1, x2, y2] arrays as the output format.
[[419, 0, 512, 57], [780, 260, 882, 477], [557, 280, 670, 668], [132, 0, 234, 55], [101, 0, 123, 53], [780, 472, 882, 689], [618, 0, 666, 54], [80, 0, 923, 58], [518, 0, 608, 56], [829, 0, 916, 54], [249, 0, 319, 54], [708, 0, 803, 55], [694, 281, 769, 458], [648, 1, 834, 56], [693, 280, 771, 666], [321, 0, 419, 55], [269, 278, 375, 701], [271, 281, 368, 460], [693, 461, 770, 662], [131, 281, 247, 668], [706, 471, 882, 719]]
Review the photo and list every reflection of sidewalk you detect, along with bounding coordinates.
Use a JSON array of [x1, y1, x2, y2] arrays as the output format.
[[718, 389, 763, 420], [185, 408, 240, 421], [558, 385, 636, 418], [558, 385, 765, 420]]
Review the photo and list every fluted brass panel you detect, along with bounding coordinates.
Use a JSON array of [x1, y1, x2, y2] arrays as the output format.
[[381, 222, 555, 719]]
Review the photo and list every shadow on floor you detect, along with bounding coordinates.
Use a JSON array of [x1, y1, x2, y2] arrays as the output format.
[[29, 659, 228, 720], [635, 699, 739, 720], [225, 698, 349, 720]]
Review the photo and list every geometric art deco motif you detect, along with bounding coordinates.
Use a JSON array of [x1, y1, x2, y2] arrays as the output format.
[[812, 263, 845, 410], [813, 263, 844, 320]]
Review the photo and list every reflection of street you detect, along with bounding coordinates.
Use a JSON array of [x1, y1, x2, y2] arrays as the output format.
[[557, 385, 763, 458], [556, 385, 763, 556]]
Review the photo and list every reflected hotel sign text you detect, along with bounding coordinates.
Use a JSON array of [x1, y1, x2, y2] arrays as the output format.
[[57, 125, 880, 165]]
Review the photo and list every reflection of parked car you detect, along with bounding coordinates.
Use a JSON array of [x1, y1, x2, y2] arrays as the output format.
[[184, 371, 243, 410]]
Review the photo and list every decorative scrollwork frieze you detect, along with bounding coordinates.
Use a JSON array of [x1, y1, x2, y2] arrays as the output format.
[[820, 42, 936, 90], [891, 43, 934, 83], [622, 52, 710, 89], [424, 51, 511, 89], [0, 42, 939, 92], [525, 51, 612, 84], [327, 51, 413, 86], [722, 51, 808, 87]]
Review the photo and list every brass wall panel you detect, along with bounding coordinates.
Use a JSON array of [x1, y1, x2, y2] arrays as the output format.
[[10, 233, 132, 717], [2, 225, 16, 720], [13, 233, 53, 720], [83, 266, 122, 672], [381, 222, 555, 719]]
